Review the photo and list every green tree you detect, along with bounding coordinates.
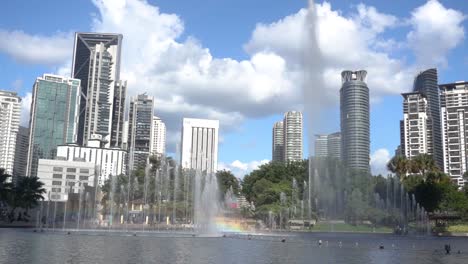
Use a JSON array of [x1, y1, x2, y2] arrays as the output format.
[[216, 170, 240, 196], [387, 156, 408, 179], [8, 176, 45, 222]]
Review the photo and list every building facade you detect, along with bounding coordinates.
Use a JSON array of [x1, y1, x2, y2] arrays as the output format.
[[440, 81, 468, 187], [180, 118, 219, 173], [37, 159, 96, 202], [413, 68, 443, 170], [283, 111, 303, 162], [56, 139, 126, 186], [272, 121, 284, 162], [314, 135, 328, 158], [150, 116, 166, 157], [128, 94, 154, 171], [110, 80, 127, 148], [26, 74, 81, 177], [0, 90, 21, 176], [13, 126, 29, 181], [401, 92, 431, 159], [340, 70, 370, 171], [71, 33, 124, 147]]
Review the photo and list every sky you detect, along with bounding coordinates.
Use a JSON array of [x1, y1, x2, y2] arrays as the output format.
[[0, 0, 466, 178]]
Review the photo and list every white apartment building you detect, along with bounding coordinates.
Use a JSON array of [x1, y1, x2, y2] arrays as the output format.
[[284, 111, 303, 162], [56, 136, 127, 185], [0, 90, 21, 175], [150, 116, 166, 157], [401, 92, 432, 159], [440, 81, 468, 187], [181, 118, 219, 173], [37, 159, 96, 202]]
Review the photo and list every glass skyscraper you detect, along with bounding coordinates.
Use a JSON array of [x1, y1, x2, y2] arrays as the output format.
[[72, 32, 124, 147], [128, 94, 154, 171], [340, 70, 370, 172], [26, 74, 81, 177]]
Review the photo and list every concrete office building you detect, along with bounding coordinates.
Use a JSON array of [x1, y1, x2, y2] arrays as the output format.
[[314, 132, 341, 159], [56, 136, 127, 186], [413, 68, 443, 170], [283, 111, 303, 162], [71, 33, 125, 147], [272, 121, 284, 162], [150, 116, 166, 157], [340, 70, 370, 171], [440, 81, 468, 187], [26, 74, 81, 177], [0, 90, 21, 176], [128, 94, 154, 171], [180, 118, 219, 173], [37, 158, 96, 202]]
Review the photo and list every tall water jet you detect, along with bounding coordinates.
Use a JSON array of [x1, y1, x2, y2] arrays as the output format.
[[193, 170, 220, 235]]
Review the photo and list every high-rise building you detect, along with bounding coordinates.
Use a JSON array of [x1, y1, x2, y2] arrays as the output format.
[[314, 132, 341, 159], [0, 90, 21, 176], [401, 92, 431, 159], [110, 80, 127, 148], [128, 94, 154, 171], [314, 135, 328, 158], [440, 81, 468, 187], [327, 132, 341, 160], [413, 68, 443, 170], [71, 33, 124, 147], [180, 118, 219, 173], [272, 121, 284, 162], [26, 74, 81, 177], [340, 70, 370, 171], [13, 126, 29, 181], [150, 116, 166, 157], [283, 111, 303, 162]]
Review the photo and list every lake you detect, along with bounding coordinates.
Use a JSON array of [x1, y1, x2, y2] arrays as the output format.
[[1, 229, 467, 263]]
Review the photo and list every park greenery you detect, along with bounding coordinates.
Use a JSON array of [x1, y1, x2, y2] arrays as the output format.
[[0, 169, 46, 223]]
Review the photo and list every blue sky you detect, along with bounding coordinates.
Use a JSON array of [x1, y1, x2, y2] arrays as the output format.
[[0, 0, 466, 177]]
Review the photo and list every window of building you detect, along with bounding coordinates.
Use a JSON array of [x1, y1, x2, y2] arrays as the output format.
[[80, 168, 89, 174], [53, 167, 63, 172], [52, 174, 62, 179], [52, 181, 62, 186], [79, 176, 89, 181], [66, 175, 75, 180], [52, 188, 61, 193], [66, 168, 76, 173]]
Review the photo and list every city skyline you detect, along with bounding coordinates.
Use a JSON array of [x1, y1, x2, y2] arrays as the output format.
[[0, 0, 466, 177]]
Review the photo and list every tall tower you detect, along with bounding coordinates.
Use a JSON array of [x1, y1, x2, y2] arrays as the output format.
[[13, 126, 29, 181], [413, 68, 443, 170], [150, 116, 166, 157], [0, 90, 21, 176], [440, 81, 468, 187], [272, 121, 284, 162], [127, 94, 154, 171], [340, 70, 370, 172], [110, 80, 127, 148], [283, 111, 303, 162], [327, 132, 341, 160], [401, 92, 431, 159], [71, 33, 123, 147], [26, 74, 81, 177], [180, 118, 219, 173]]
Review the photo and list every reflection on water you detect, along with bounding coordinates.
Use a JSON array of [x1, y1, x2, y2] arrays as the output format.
[[0, 229, 467, 264]]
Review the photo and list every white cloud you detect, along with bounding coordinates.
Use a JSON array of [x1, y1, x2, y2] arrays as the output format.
[[370, 148, 391, 176], [407, 0, 465, 68], [218, 159, 269, 179], [0, 30, 72, 64], [20, 93, 32, 127]]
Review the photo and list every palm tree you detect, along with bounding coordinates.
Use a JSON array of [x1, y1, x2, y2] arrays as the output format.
[[410, 154, 439, 179], [387, 156, 408, 179], [8, 176, 45, 222], [0, 168, 13, 204]]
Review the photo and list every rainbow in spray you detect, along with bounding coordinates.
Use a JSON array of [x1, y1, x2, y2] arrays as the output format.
[[215, 217, 248, 233]]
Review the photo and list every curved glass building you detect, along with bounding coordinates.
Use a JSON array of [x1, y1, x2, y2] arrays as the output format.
[[340, 70, 370, 172]]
